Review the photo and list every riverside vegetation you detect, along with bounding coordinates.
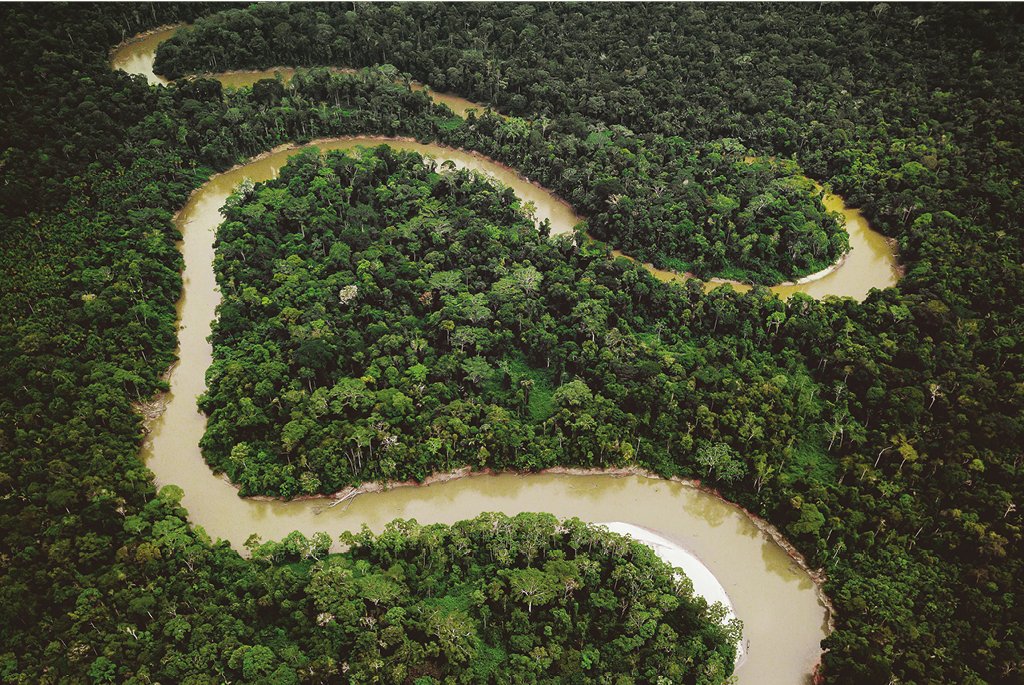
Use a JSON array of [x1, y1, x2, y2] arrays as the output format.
[[1, 3, 1023, 684]]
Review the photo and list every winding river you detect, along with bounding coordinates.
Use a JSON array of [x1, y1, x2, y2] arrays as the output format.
[[111, 28, 845, 684], [113, 26, 900, 301]]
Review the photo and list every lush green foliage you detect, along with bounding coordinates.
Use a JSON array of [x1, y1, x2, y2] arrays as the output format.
[[203, 146, 827, 498], [1, 4, 1023, 685], [303, 512, 738, 683], [445, 120, 849, 284]]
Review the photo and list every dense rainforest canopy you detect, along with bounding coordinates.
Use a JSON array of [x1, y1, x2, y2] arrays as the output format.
[[1, 3, 1023, 685], [202, 146, 827, 499]]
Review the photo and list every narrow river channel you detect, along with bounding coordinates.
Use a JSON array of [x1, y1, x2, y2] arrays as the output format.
[[113, 28, 840, 684]]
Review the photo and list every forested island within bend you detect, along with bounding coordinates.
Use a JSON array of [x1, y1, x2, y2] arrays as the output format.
[[1, 4, 1023, 685], [201, 145, 840, 500]]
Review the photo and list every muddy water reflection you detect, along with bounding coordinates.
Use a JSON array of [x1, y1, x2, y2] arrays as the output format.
[[110, 26, 180, 85]]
